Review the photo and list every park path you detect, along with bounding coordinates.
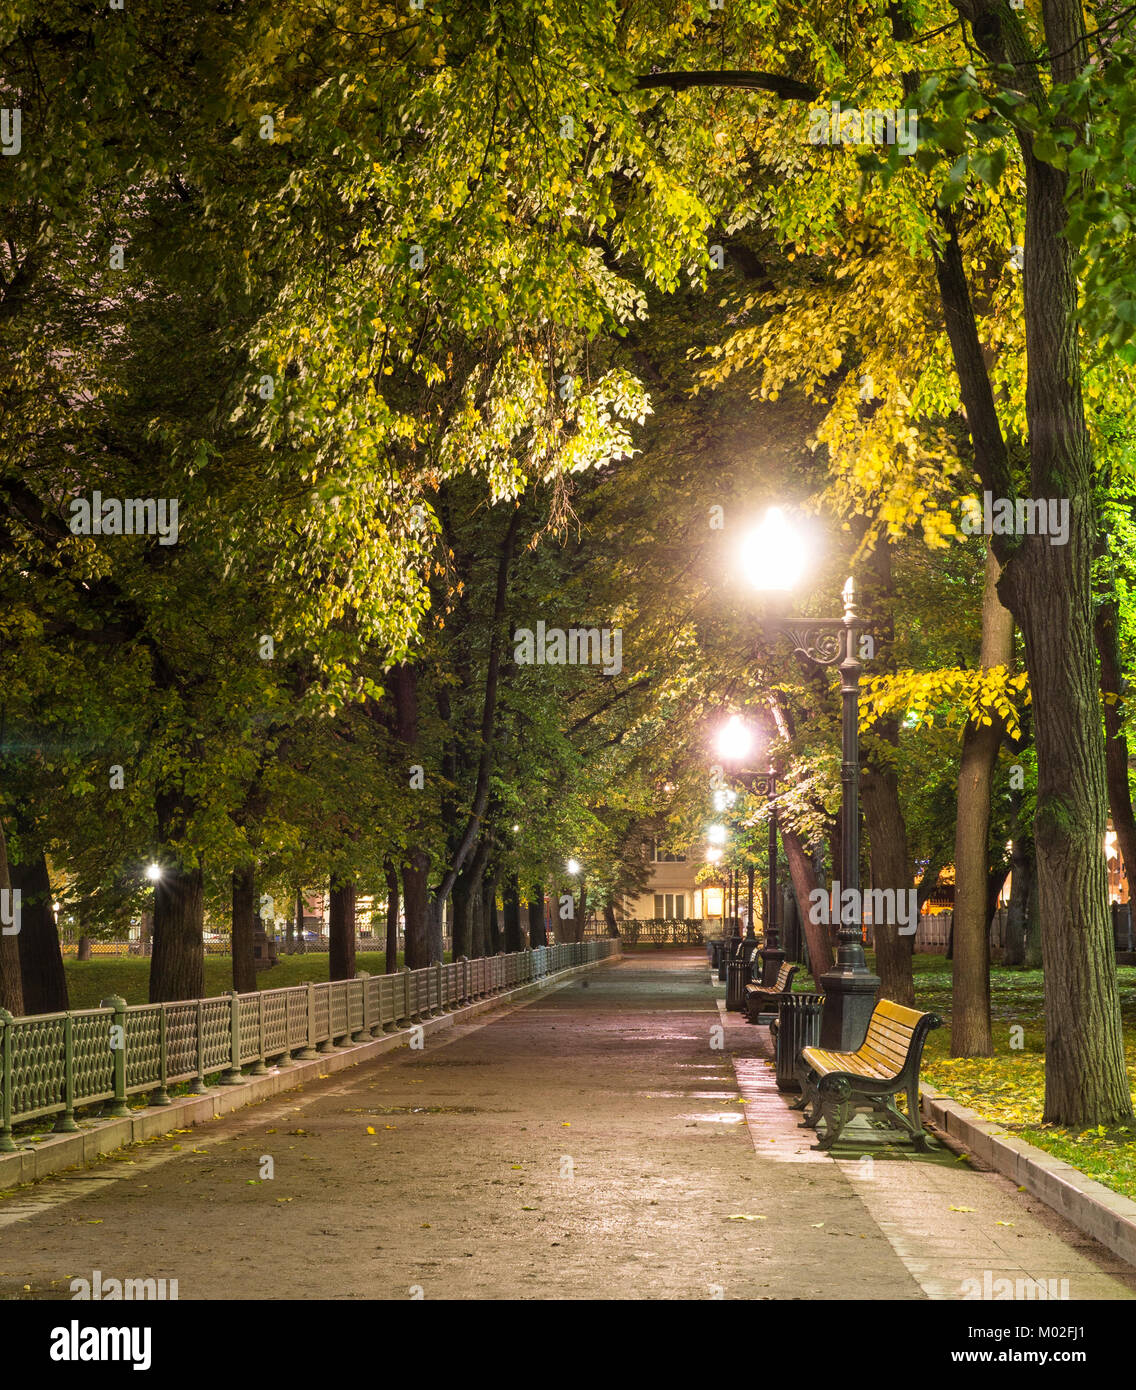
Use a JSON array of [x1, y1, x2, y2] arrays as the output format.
[[0, 952, 1133, 1300]]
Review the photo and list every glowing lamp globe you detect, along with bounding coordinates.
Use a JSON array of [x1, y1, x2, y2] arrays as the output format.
[[717, 715, 754, 763], [740, 507, 806, 592]]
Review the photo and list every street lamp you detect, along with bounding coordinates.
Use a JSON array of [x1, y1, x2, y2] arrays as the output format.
[[716, 718, 782, 980], [145, 863, 162, 882], [740, 508, 880, 1050]]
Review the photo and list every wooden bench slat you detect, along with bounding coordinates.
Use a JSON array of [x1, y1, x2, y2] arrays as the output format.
[[864, 1023, 918, 1054], [862, 1034, 912, 1061], [866, 1013, 919, 1041]]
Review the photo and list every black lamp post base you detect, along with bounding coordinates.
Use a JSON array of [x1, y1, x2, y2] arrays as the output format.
[[817, 965, 880, 1050], [759, 946, 785, 987]]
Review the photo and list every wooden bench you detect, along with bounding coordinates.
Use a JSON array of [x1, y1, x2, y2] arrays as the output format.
[[743, 961, 798, 1024], [796, 999, 943, 1150]]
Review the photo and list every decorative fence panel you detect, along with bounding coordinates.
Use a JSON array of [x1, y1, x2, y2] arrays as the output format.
[[0, 941, 618, 1149]]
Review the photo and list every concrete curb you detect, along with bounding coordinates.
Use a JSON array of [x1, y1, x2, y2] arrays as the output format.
[[0, 955, 617, 1191], [921, 1082, 1136, 1269]]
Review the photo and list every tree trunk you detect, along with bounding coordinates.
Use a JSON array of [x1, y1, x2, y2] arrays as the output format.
[[384, 859, 400, 973], [13, 851, 68, 1014], [503, 875, 523, 951], [951, 543, 1014, 1056], [77, 933, 91, 962], [1025, 867, 1043, 970], [427, 897, 445, 964], [150, 787, 204, 1002], [483, 876, 501, 954], [780, 823, 835, 978], [401, 852, 430, 969], [231, 863, 257, 994], [528, 883, 546, 947], [936, 0, 1131, 1125], [150, 864, 204, 1003], [426, 509, 522, 927], [603, 901, 620, 939], [289, 886, 301, 953], [328, 877, 356, 981], [470, 877, 486, 958], [451, 863, 473, 960], [861, 759, 915, 1007]]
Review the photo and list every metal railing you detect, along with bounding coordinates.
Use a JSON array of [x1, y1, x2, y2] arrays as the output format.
[[0, 941, 618, 1150], [608, 919, 708, 945]]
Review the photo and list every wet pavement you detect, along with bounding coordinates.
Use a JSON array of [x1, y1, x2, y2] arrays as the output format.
[[0, 951, 1132, 1300]]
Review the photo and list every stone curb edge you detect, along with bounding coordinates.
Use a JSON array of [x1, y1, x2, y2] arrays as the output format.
[[920, 1081, 1136, 1269], [0, 953, 620, 1191]]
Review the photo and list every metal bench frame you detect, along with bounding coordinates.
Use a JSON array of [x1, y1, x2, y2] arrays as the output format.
[[795, 999, 943, 1151], [743, 961, 798, 1024]]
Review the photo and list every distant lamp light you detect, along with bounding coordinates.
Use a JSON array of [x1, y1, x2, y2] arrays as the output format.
[[740, 506, 807, 592], [145, 863, 162, 882], [566, 858, 582, 876], [717, 714, 754, 763], [707, 825, 727, 846], [706, 848, 723, 864], [512, 824, 520, 832]]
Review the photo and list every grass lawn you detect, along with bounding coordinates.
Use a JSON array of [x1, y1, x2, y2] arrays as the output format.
[[61, 952, 417, 1011], [794, 952, 1136, 1202]]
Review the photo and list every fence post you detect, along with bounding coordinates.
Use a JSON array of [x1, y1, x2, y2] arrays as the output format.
[[101, 996, 130, 1117], [295, 984, 319, 1059], [248, 994, 269, 1075], [0, 1010, 14, 1151], [151, 1006, 173, 1105], [402, 966, 412, 1023], [220, 990, 244, 1084], [351, 978, 368, 1042], [435, 961, 444, 1015], [190, 998, 209, 1092], [54, 1012, 80, 1132], [359, 972, 373, 1037]]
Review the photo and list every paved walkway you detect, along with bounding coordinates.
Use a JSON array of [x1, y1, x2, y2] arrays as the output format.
[[0, 952, 1133, 1300]]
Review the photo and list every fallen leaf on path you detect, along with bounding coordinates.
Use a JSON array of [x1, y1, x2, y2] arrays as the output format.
[[726, 1214, 766, 1221], [366, 1127, 375, 1135], [948, 1206, 975, 1212]]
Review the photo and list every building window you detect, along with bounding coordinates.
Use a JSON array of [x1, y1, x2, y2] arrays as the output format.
[[653, 894, 686, 920]]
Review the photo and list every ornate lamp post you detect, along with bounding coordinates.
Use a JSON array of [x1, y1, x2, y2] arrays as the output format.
[[740, 510, 880, 1050], [717, 717, 782, 987]]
